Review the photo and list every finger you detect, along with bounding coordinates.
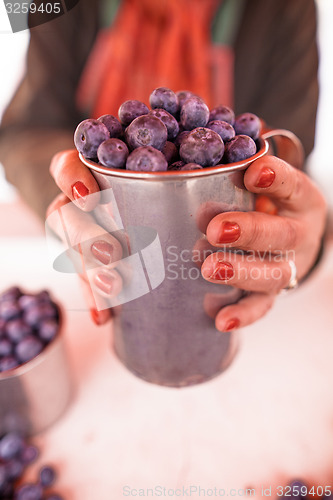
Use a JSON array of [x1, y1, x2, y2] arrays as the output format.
[[50, 149, 101, 211], [206, 211, 304, 253], [79, 274, 112, 326], [244, 155, 325, 214], [201, 251, 294, 294], [47, 195, 123, 319], [214, 292, 276, 332], [46, 193, 123, 272]]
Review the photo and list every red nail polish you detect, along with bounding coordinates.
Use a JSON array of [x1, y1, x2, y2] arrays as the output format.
[[91, 241, 113, 265], [217, 222, 240, 244], [72, 181, 89, 207], [255, 167, 275, 188], [210, 261, 234, 281], [90, 308, 102, 325], [90, 307, 111, 325], [224, 318, 240, 331], [94, 273, 114, 295]]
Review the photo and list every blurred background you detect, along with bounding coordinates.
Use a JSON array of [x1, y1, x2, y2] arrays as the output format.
[[0, 0, 332, 209]]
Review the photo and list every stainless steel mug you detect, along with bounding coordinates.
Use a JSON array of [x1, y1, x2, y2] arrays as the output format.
[[81, 129, 303, 387], [0, 308, 74, 436]]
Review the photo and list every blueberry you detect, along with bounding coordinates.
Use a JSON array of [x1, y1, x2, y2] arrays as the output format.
[[0, 464, 7, 490], [234, 112, 261, 140], [125, 115, 167, 151], [5, 459, 24, 481], [173, 130, 190, 148], [223, 134, 257, 163], [15, 483, 43, 500], [126, 146, 168, 172], [6, 319, 32, 343], [0, 286, 22, 302], [206, 120, 235, 142], [0, 356, 19, 372], [287, 480, 308, 498], [180, 97, 209, 130], [180, 163, 203, 171], [97, 114, 122, 138], [20, 444, 39, 465], [97, 138, 129, 168], [149, 109, 179, 140], [118, 100, 149, 127], [149, 87, 179, 116], [162, 141, 178, 165], [74, 119, 110, 159], [0, 338, 12, 357], [37, 319, 59, 343], [176, 90, 195, 108], [179, 127, 224, 166], [0, 318, 6, 335], [24, 303, 57, 328], [15, 335, 43, 363], [39, 466, 56, 488], [168, 161, 185, 171], [209, 105, 235, 125], [18, 295, 40, 310], [0, 300, 21, 321], [0, 432, 24, 460]]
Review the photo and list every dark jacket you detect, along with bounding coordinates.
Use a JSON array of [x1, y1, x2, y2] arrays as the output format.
[[0, 0, 319, 219]]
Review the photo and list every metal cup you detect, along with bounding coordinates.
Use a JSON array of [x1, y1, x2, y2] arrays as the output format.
[[81, 129, 303, 387], [0, 308, 74, 436]]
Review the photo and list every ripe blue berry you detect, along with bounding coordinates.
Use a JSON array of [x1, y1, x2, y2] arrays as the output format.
[[97, 138, 129, 168], [0, 432, 24, 460], [209, 105, 235, 125], [149, 87, 179, 116], [206, 120, 235, 143], [223, 135, 257, 163], [180, 97, 209, 130], [39, 466, 56, 488], [234, 112, 261, 140], [125, 115, 167, 151], [118, 100, 149, 126], [126, 146, 168, 172], [179, 127, 224, 166], [15, 335, 43, 363], [74, 119, 110, 159], [97, 114, 122, 138]]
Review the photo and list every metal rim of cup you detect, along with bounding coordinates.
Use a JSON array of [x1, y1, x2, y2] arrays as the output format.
[[0, 304, 64, 382], [80, 137, 269, 179]]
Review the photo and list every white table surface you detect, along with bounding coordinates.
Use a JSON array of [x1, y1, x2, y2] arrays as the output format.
[[1, 198, 333, 500]]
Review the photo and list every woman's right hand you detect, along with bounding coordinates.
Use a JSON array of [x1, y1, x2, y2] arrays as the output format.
[[47, 149, 123, 325]]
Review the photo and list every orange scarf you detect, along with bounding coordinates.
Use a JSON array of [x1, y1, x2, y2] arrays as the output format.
[[77, 0, 226, 118]]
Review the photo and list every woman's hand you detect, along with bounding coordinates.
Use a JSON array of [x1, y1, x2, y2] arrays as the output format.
[[47, 150, 123, 325], [201, 155, 327, 332]]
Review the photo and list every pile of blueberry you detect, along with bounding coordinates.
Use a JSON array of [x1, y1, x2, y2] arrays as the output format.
[[74, 87, 261, 172], [0, 431, 62, 499], [0, 287, 60, 374]]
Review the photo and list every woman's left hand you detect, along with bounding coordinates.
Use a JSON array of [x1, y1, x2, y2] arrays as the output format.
[[201, 155, 327, 332]]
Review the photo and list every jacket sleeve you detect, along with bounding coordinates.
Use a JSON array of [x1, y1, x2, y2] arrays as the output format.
[[0, 0, 98, 219], [234, 0, 319, 159]]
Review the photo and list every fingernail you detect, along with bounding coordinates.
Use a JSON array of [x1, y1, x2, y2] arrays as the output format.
[[216, 222, 240, 244], [255, 167, 275, 188], [94, 272, 114, 295], [72, 181, 89, 208], [203, 261, 234, 281], [90, 307, 111, 325], [224, 318, 240, 331], [91, 241, 113, 265], [90, 308, 103, 325]]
